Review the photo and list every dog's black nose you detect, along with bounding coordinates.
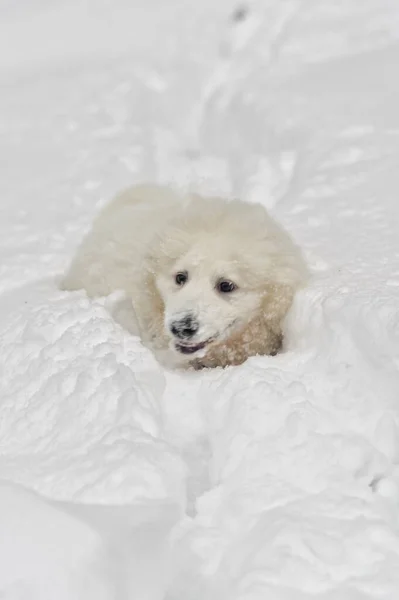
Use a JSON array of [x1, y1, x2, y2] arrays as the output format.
[[170, 315, 199, 339]]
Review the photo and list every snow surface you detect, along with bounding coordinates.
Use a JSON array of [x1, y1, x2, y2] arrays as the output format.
[[1, 0, 399, 598]]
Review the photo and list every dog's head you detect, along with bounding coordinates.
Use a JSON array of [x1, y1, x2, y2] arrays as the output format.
[[146, 197, 306, 363]]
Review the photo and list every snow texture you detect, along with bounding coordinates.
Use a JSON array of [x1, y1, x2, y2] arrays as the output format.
[[1, 0, 399, 598]]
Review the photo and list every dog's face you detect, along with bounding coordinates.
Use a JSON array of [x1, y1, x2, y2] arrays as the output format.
[[147, 197, 306, 364], [154, 240, 265, 361]]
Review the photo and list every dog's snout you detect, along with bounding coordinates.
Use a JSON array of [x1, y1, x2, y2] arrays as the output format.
[[170, 315, 199, 339]]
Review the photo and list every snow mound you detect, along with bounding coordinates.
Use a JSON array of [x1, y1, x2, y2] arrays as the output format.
[[0, 281, 185, 505], [0, 481, 180, 599]]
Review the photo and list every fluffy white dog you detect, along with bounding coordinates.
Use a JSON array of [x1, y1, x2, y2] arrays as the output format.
[[61, 184, 307, 369]]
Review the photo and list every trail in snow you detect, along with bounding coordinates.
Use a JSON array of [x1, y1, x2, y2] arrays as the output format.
[[0, 1, 399, 598]]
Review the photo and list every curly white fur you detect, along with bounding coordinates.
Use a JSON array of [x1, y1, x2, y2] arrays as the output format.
[[61, 184, 308, 369]]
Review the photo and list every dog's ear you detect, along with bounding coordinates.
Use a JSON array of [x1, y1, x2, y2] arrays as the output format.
[[260, 281, 296, 335], [131, 258, 166, 350], [258, 238, 308, 334]]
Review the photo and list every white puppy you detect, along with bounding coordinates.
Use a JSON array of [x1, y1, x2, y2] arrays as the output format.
[[61, 184, 307, 369]]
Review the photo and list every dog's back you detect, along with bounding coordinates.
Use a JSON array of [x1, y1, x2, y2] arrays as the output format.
[[61, 184, 183, 297]]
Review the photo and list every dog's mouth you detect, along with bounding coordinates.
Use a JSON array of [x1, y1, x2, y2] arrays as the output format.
[[174, 339, 213, 355], [173, 321, 238, 356]]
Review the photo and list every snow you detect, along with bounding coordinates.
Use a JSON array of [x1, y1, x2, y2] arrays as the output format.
[[0, 480, 180, 599], [1, 0, 399, 598]]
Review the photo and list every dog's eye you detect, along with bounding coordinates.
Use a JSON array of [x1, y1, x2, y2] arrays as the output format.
[[217, 279, 237, 293], [175, 271, 188, 286]]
